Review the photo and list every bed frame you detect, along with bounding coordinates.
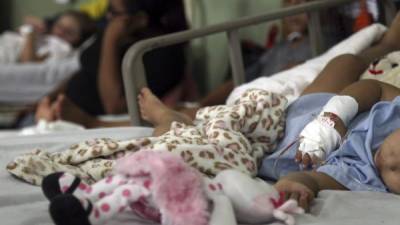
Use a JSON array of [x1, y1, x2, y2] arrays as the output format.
[[122, 0, 397, 125]]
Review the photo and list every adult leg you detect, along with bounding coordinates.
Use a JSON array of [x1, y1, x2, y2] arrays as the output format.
[[301, 12, 400, 95]]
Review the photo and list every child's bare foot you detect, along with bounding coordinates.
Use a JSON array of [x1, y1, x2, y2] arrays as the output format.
[[35, 96, 56, 122], [381, 12, 400, 50], [52, 94, 98, 128], [138, 87, 192, 127]]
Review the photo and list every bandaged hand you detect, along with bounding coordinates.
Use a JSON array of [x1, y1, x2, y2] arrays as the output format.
[[296, 114, 341, 167], [296, 95, 358, 167]]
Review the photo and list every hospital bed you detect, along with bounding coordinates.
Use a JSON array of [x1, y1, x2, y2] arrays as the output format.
[[1, 0, 400, 225]]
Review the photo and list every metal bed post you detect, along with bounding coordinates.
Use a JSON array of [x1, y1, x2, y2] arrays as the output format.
[[308, 11, 324, 56], [382, 0, 397, 25], [122, 50, 147, 125], [227, 29, 246, 86], [122, 0, 360, 126]]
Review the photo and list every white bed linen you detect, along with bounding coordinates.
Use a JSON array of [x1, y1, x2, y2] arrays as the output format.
[[1, 127, 400, 225], [0, 55, 79, 104]]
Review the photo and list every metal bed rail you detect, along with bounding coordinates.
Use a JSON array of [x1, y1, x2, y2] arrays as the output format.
[[122, 0, 396, 125]]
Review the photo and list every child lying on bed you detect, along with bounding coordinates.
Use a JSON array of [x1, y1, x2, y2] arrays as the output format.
[[0, 10, 95, 64], [7, 11, 400, 219], [125, 13, 400, 212], [32, 46, 400, 225], [59, 11, 400, 211], [263, 14, 400, 210]]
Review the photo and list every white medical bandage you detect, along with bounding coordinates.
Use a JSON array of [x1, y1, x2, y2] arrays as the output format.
[[298, 95, 359, 161], [319, 95, 359, 125], [298, 119, 341, 160]]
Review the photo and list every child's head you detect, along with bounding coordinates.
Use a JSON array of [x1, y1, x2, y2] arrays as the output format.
[[374, 128, 400, 194], [50, 10, 96, 47]]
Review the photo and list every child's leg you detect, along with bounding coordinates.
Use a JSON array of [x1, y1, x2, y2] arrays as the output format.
[[302, 12, 400, 96], [301, 54, 370, 95], [138, 87, 193, 136]]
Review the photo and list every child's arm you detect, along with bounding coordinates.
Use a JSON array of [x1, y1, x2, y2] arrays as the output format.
[[339, 79, 400, 110], [19, 31, 47, 63], [23, 16, 47, 34], [297, 79, 400, 167], [274, 171, 347, 211]]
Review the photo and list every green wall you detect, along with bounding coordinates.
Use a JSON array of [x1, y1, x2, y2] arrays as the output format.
[[187, 0, 281, 92], [10, 0, 87, 28]]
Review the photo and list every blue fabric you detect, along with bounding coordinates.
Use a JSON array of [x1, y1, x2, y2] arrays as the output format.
[[258, 93, 400, 192]]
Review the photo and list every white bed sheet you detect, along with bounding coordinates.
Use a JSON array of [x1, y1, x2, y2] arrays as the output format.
[[1, 127, 400, 225], [0, 56, 79, 104]]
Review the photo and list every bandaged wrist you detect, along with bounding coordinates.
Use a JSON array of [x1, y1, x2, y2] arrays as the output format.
[[319, 95, 358, 125], [298, 117, 341, 160]]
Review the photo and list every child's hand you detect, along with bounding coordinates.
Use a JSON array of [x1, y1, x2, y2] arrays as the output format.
[[23, 16, 47, 34], [296, 95, 357, 168], [274, 178, 314, 212], [295, 149, 322, 169], [296, 114, 343, 168]]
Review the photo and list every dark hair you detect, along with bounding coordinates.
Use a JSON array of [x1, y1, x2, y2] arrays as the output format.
[[62, 10, 97, 47]]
